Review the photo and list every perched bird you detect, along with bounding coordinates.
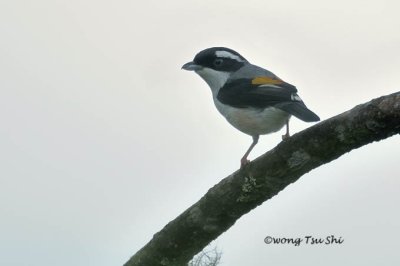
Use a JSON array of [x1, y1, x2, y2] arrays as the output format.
[[182, 47, 320, 167]]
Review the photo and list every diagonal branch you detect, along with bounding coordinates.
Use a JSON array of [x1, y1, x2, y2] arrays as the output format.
[[124, 92, 400, 266]]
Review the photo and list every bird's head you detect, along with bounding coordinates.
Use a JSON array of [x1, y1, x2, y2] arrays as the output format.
[[182, 47, 248, 90]]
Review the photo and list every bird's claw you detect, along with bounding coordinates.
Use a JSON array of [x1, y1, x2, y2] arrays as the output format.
[[281, 133, 290, 141], [240, 158, 250, 168]]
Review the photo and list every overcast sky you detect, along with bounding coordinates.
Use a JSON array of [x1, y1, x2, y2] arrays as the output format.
[[1, 1, 399, 265]]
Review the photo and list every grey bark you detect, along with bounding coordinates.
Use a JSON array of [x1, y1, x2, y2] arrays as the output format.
[[124, 92, 400, 266]]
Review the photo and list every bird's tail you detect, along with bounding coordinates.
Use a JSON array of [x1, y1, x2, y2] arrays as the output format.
[[276, 102, 320, 122]]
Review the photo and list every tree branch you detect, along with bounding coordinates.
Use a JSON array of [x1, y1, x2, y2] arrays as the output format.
[[124, 92, 400, 266]]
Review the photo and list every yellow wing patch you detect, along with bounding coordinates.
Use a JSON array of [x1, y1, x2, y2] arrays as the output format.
[[251, 76, 283, 85]]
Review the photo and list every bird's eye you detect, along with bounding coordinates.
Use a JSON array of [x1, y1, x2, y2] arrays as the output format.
[[214, 58, 223, 66]]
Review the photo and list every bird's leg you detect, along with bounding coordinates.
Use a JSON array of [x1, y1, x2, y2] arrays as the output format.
[[282, 119, 290, 140], [240, 135, 259, 167]]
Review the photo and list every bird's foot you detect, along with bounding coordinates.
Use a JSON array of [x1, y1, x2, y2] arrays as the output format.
[[281, 133, 290, 141], [240, 158, 250, 168]]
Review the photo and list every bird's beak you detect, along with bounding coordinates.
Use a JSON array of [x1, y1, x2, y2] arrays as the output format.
[[181, 61, 202, 71]]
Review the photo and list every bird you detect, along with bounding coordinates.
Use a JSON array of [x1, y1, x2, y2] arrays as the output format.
[[182, 47, 320, 167]]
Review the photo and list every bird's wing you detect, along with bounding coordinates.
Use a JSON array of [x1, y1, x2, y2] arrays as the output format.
[[217, 76, 320, 122]]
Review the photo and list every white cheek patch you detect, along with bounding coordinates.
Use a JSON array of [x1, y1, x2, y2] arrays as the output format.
[[215, 51, 245, 62], [196, 68, 231, 93]]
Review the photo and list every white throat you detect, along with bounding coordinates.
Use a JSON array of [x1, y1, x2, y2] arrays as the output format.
[[195, 68, 231, 96]]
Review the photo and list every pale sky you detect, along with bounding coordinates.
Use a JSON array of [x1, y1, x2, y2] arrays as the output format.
[[1, 1, 399, 265]]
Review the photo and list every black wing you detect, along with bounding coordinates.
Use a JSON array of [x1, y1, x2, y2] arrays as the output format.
[[217, 77, 320, 122]]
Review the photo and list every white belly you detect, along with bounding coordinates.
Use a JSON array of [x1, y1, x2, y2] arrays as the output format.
[[214, 100, 290, 136], [195, 69, 290, 136]]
